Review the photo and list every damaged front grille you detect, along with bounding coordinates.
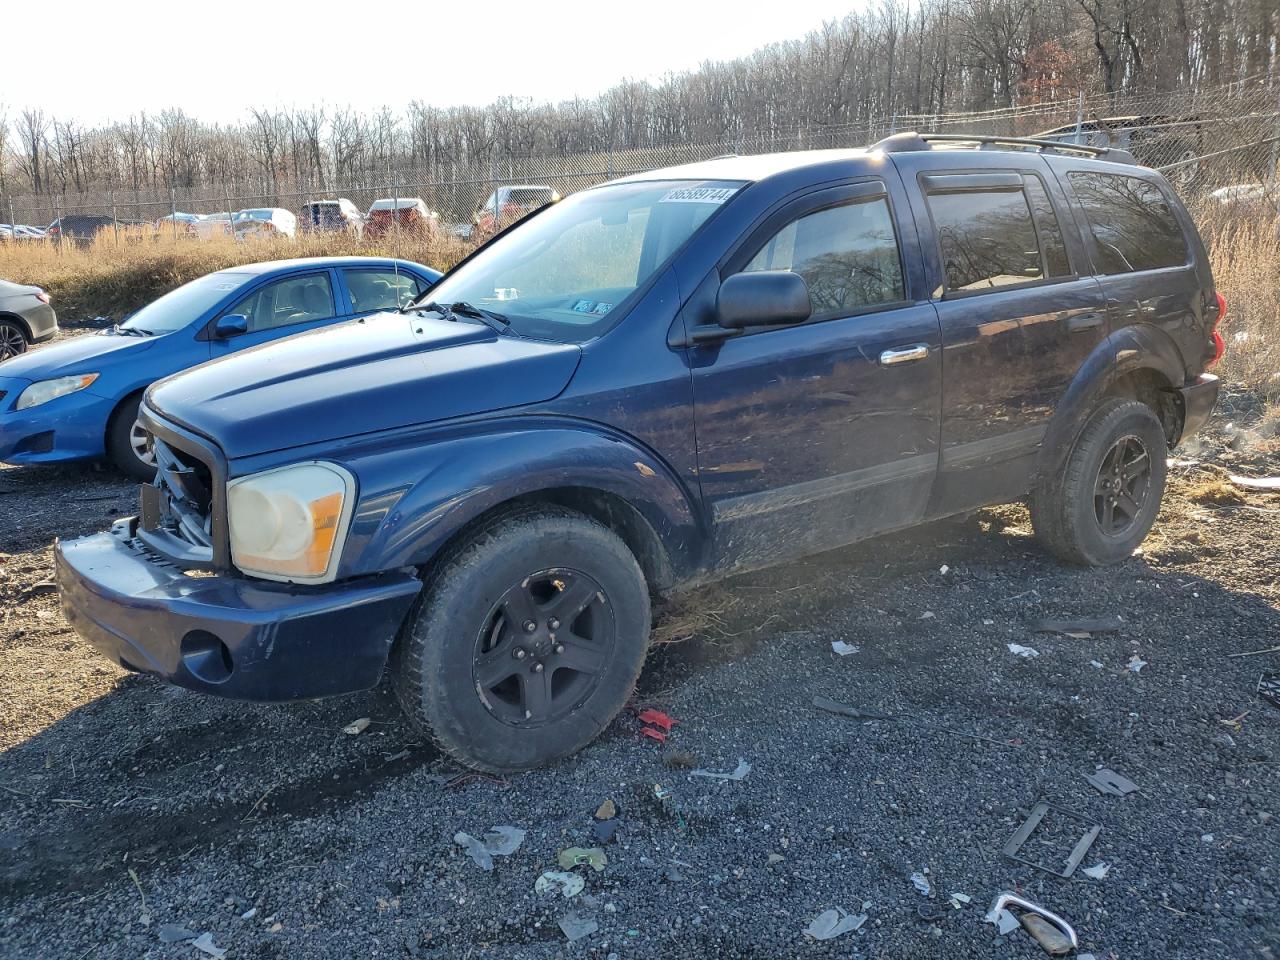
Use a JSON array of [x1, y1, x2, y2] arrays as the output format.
[[137, 436, 216, 565]]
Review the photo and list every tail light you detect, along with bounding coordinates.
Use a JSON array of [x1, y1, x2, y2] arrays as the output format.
[[1208, 291, 1226, 366], [35, 290, 50, 305]]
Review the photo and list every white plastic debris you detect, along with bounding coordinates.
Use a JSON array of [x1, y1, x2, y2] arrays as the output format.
[[950, 892, 972, 909], [191, 933, 227, 959], [536, 871, 586, 899], [454, 825, 526, 871], [342, 717, 371, 735], [831, 640, 860, 656], [1128, 656, 1148, 673], [988, 907, 1020, 935], [558, 912, 598, 942], [691, 759, 751, 781], [939, 565, 950, 575], [919, 611, 936, 620], [803, 907, 867, 940], [1090, 660, 1104, 669], [910, 872, 932, 896], [1082, 862, 1111, 880], [1007, 643, 1040, 658]]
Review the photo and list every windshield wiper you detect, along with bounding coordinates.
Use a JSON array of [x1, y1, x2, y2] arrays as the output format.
[[450, 301, 510, 334], [415, 300, 510, 335], [110, 323, 152, 337]]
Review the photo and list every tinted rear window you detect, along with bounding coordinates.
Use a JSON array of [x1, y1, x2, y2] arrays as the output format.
[[1022, 175, 1071, 277], [1068, 172, 1188, 274], [927, 188, 1044, 292]]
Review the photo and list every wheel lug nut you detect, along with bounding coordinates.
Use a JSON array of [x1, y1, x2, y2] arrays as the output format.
[[554, 643, 565, 655], [523, 620, 536, 633], [532, 662, 545, 673], [548, 618, 560, 630], [514, 648, 526, 659]]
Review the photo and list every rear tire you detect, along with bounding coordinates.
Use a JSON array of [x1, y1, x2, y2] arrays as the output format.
[[1031, 398, 1168, 566], [106, 394, 156, 482], [393, 507, 651, 772], [0, 319, 28, 361]]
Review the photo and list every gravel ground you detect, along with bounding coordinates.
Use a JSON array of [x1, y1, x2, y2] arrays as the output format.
[[1, 379, 1278, 959]]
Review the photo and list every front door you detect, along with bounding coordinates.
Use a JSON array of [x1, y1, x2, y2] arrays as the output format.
[[210, 270, 347, 357], [687, 177, 943, 573]]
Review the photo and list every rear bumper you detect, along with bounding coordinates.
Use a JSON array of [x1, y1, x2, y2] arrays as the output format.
[[57, 519, 421, 701], [0, 379, 113, 465], [1176, 372, 1220, 444]]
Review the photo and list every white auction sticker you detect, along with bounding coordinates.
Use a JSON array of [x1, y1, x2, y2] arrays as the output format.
[[659, 186, 738, 204]]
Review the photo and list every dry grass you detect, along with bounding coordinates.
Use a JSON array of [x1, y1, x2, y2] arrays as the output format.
[[1183, 477, 1247, 505], [1202, 210, 1280, 398], [0, 230, 476, 321]]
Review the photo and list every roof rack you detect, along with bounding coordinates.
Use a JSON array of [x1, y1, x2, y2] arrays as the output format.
[[871, 131, 1135, 163]]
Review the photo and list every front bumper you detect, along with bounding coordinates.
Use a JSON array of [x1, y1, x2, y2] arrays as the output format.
[[23, 302, 58, 341], [0, 376, 113, 464], [1176, 372, 1220, 445], [57, 519, 421, 701]]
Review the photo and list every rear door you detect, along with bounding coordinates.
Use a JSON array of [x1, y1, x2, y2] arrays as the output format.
[[209, 269, 348, 357], [1055, 166, 1204, 368], [898, 155, 1109, 514], [340, 267, 430, 317], [688, 175, 943, 571]]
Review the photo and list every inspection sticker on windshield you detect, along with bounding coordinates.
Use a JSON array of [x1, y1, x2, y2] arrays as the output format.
[[659, 186, 738, 204]]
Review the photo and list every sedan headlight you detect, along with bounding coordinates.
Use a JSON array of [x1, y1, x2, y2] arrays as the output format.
[[15, 373, 99, 410], [226, 462, 355, 584]]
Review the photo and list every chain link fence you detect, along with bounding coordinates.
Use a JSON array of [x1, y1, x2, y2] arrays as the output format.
[[4, 77, 1279, 249]]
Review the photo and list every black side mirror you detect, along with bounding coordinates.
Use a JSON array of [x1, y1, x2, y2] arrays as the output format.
[[716, 271, 811, 329], [214, 314, 249, 338]]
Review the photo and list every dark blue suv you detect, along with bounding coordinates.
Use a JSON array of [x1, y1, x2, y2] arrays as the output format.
[[56, 134, 1224, 771]]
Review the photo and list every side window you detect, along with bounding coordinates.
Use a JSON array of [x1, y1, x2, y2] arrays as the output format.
[[926, 187, 1043, 292], [1022, 176, 1072, 277], [344, 269, 422, 313], [226, 273, 336, 333], [741, 196, 904, 316], [1068, 172, 1188, 274]]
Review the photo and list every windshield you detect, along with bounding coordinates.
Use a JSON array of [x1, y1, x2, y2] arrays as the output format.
[[425, 179, 742, 342], [120, 272, 249, 334]]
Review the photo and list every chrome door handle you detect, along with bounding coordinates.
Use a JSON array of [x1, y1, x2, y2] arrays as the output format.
[[880, 344, 929, 365]]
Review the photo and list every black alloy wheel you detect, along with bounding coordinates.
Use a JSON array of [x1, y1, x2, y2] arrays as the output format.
[[472, 568, 616, 726], [1094, 434, 1152, 537]]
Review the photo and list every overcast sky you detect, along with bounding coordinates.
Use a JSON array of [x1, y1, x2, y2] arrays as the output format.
[[7, 0, 861, 126]]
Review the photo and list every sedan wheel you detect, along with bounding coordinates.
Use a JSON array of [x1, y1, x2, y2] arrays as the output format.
[[0, 321, 28, 360]]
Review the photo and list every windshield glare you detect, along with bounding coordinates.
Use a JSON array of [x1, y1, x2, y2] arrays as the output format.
[[121, 272, 247, 334], [426, 179, 742, 341]]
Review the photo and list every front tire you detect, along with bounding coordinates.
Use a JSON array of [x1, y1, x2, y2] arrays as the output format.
[[106, 394, 157, 482], [393, 507, 651, 772], [1031, 398, 1168, 566]]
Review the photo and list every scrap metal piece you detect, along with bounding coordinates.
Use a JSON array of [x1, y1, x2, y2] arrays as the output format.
[[1002, 801, 1101, 879], [812, 696, 892, 720], [1259, 672, 1280, 710], [1022, 913, 1076, 955], [691, 759, 751, 781], [1084, 767, 1139, 797], [985, 892, 1078, 950], [1030, 617, 1123, 635]]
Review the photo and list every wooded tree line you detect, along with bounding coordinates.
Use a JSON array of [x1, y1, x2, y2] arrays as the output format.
[[1, 0, 1276, 201]]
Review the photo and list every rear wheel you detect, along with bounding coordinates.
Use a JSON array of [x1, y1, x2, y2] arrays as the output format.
[[1031, 398, 1168, 566], [106, 394, 156, 481], [393, 507, 651, 772], [0, 320, 28, 360]]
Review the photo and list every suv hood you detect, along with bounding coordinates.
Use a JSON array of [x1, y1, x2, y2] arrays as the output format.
[[148, 312, 582, 459]]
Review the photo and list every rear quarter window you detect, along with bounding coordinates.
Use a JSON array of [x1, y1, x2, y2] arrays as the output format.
[[1067, 171, 1188, 274]]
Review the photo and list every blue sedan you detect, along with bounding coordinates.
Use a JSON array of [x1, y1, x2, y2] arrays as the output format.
[[0, 257, 440, 479]]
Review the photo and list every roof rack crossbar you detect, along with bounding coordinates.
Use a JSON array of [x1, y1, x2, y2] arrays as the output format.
[[918, 132, 1133, 162]]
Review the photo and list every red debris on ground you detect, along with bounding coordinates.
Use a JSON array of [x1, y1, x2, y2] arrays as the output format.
[[638, 709, 677, 732]]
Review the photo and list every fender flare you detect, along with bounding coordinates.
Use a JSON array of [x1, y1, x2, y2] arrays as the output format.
[[1035, 324, 1186, 482], [336, 417, 706, 585]]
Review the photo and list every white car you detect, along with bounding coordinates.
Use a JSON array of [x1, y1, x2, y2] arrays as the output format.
[[193, 213, 234, 240], [232, 208, 297, 240]]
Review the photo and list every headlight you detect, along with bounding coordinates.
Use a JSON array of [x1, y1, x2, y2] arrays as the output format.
[[226, 462, 355, 584], [15, 373, 99, 410]]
